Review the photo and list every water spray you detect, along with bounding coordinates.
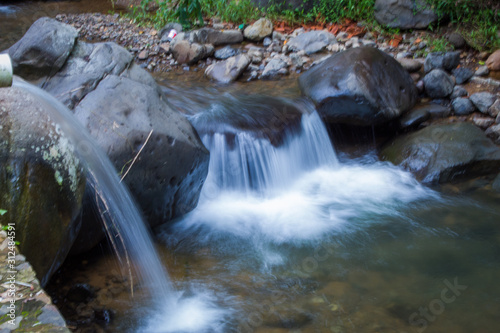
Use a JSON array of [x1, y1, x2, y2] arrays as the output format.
[[0, 54, 13, 87]]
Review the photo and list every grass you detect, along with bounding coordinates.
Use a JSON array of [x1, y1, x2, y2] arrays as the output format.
[[123, 0, 499, 51]]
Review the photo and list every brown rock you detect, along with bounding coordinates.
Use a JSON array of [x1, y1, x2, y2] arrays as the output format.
[[138, 50, 149, 60], [486, 49, 500, 71]]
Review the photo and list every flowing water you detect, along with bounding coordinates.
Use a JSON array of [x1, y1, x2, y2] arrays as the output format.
[[13, 78, 229, 332], [42, 76, 500, 333]]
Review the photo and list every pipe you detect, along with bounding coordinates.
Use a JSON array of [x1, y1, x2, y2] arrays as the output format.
[[0, 54, 13, 87]]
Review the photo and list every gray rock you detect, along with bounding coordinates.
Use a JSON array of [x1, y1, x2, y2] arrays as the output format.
[[423, 69, 454, 98], [397, 58, 422, 73], [475, 65, 490, 76], [286, 30, 337, 55], [0, 87, 86, 286], [450, 85, 468, 99], [424, 51, 461, 73], [298, 46, 418, 126], [42, 41, 134, 109], [412, 103, 451, 119], [452, 97, 476, 115], [244, 18, 273, 41], [178, 27, 243, 46], [489, 99, 500, 118], [381, 123, 500, 183], [205, 54, 250, 83], [272, 31, 285, 41], [399, 108, 430, 130], [485, 123, 500, 144], [374, 0, 438, 29], [8, 17, 78, 80], [447, 32, 466, 48], [170, 39, 214, 64], [452, 67, 474, 84], [472, 115, 495, 129], [214, 45, 238, 60], [74, 75, 209, 229], [263, 37, 273, 47], [261, 58, 288, 79], [470, 92, 496, 113]]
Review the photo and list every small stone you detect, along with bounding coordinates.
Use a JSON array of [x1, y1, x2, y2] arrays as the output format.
[[263, 37, 272, 47], [452, 67, 474, 84], [485, 123, 500, 143], [424, 51, 460, 73], [261, 58, 288, 79], [486, 49, 500, 71], [399, 108, 430, 130], [398, 58, 422, 73], [213, 23, 224, 30], [159, 43, 170, 53], [475, 65, 490, 76], [447, 32, 466, 49], [452, 98, 476, 116], [137, 50, 149, 60], [244, 18, 273, 41], [488, 99, 500, 118], [470, 92, 496, 113], [214, 45, 237, 60], [450, 86, 468, 99], [423, 69, 455, 98], [478, 51, 490, 61], [272, 31, 284, 41], [472, 115, 495, 129]]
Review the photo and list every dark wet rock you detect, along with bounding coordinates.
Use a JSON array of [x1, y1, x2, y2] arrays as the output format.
[[472, 115, 495, 129], [489, 99, 500, 118], [381, 123, 500, 183], [450, 85, 468, 99], [485, 124, 500, 144], [452, 67, 474, 85], [0, 87, 86, 286], [189, 95, 305, 146], [399, 108, 430, 130], [7, 17, 78, 80], [214, 45, 238, 60], [67, 283, 95, 303], [261, 58, 288, 79], [244, 18, 273, 41], [176, 28, 243, 46], [470, 92, 496, 114], [286, 30, 337, 55], [205, 54, 250, 83], [416, 103, 451, 119], [374, 0, 437, 29], [486, 49, 500, 71], [447, 32, 466, 48], [424, 51, 461, 73], [170, 39, 214, 65], [452, 98, 476, 115], [423, 69, 454, 98], [74, 74, 209, 229], [299, 46, 417, 126], [397, 58, 422, 73]]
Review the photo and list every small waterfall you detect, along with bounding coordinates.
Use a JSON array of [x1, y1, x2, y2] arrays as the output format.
[[13, 78, 226, 332]]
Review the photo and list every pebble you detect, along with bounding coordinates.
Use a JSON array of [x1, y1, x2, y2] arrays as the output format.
[[475, 65, 490, 77]]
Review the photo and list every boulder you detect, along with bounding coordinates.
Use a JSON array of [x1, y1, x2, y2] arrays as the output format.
[[244, 18, 273, 41], [298, 46, 418, 126], [74, 74, 209, 230], [381, 123, 500, 183], [170, 39, 214, 65], [452, 98, 476, 115], [470, 92, 496, 114], [205, 54, 250, 84], [447, 32, 466, 49], [261, 58, 288, 79], [423, 69, 454, 98], [7, 17, 78, 80], [0, 87, 86, 286], [424, 51, 460, 73], [399, 107, 430, 130], [485, 124, 500, 144], [286, 30, 337, 55], [486, 49, 500, 71], [176, 28, 243, 46], [374, 0, 437, 29]]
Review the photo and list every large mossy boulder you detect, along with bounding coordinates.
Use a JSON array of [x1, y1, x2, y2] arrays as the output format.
[[381, 123, 500, 183], [299, 46, 418, 126], [0, 87, 86, 286]]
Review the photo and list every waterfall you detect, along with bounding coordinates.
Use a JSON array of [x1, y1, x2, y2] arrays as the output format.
[[13, 78, 227, 332]]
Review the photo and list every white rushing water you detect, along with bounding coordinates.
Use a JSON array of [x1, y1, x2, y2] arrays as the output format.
[[170, 105, 438, 267], [13, 78, 229, 332]]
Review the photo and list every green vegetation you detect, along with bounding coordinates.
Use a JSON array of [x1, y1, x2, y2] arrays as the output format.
[[0, 209, 6, 215], [125, 0, 499, 51]]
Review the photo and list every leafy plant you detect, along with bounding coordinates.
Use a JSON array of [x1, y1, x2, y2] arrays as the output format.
[[0, 209, 6, 216]]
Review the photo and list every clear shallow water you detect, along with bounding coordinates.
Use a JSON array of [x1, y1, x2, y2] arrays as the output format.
[[41, 76, 500, 332]]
